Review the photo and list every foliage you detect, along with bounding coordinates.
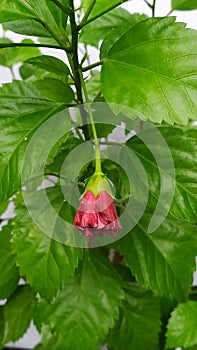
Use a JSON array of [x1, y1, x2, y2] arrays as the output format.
[[0, 0, 196, 349]]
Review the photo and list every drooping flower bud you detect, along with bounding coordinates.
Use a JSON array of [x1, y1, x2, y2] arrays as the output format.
[[74, 174, 122, 238]]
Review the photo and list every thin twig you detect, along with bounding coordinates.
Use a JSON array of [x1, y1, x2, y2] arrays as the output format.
[[144, 0, 152, 8], [68, 0, 89, 139], [166, 9, 173, 16], [152, 0, 156, 17], [68, 0, 84, 104], [77, 0, 129, 30], [82, 60, 103, 72], [80, 0, 96, 28], [40, 19, 70, 49], [0, 42, 72, 52]]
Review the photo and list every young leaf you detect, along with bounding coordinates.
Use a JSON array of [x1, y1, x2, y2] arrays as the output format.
[[126, 126, 197, 223], [166, 301, 197, 348], [12, 188, 83, 301], [3, 285, 37, 343], [108, 282, 161, 350], [25, 55, 70, 81], [34, 250, 124, 350], [0, 80, 64, 202], [101, 17, 197, 125], [0, 0, 68, 42], [3, 19, 51, 37], [33, 78, 74, 103], [172, 0, 197, 10], [116, 212, 197, 300], [0, 223, 19, 299]]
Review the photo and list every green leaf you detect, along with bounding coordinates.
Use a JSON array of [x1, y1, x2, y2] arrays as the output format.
[[33, 78, 74, 103], [0, 38, 41, 67], [34, 325, 62, 350], [108, 282, 161, 350], [80, 7, 135, 48], [0, 307, 5, 349], [0, 80, 63, 202], [86, 71, 101, 98], [166, 301, 197, 348], [0, 223, 19, 299], [0, 0, 68, 42], [20, 55, 71, 84], [0, 199, 8, 216], [127, 126, 197, 223], [35, 250, 124, 350], [101, 17, 197, 124], [116, 212, 197, 300], [172, 0, 197, 10], [3, 285, 37, 343], [12, 188, 83, 300], [100, 13, 148, 58], [25, 55, 70, 80], [3, 19, 51, 37], [45, 134, 82, 175]]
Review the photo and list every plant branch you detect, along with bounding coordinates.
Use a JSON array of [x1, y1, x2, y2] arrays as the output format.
[[68, 0, 89, 138], [144, 0, 156, 17], [0, 42, 71, 52], [166, 9, 173, 16], [79, 69, 103, 174], [49, 0, 72, 15], [82, 60, 103, 72], [152, 0, 156, 17], [80, 0, 96, 28], [144, 0, 152, 8], [69, 0, 83, 104], [78, 0, 129, 30], [40, 19, 70, 49]]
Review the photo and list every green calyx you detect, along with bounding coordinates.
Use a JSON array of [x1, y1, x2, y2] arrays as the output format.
[[84, 173, 114, 197]]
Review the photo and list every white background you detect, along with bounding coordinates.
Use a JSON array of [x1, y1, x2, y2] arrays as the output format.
[[0, 0, 196, 348]]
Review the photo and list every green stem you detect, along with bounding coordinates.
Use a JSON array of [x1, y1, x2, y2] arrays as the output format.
[[82, 60, 103, 72], [69, 0, 83, 103], [40, 19, 69, 49], [144, 0, 156, 17], [152, 0, 156, 17], [79, 70, 103, 174], [80, 0, 96, 28], [78, 0, 129, 30], [166, 9, 173, 16], [68, 0, 89, 139], [0, 42, 71, 52], [10, 67, 16, 80], [144, 0, 152, 8]]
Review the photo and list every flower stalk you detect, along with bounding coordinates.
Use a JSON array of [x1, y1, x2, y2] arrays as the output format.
[[79, 69, 103, 175]]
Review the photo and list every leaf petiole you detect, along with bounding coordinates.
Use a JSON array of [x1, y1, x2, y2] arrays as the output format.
[[77, 0, 129, 30], [79, 0, 97, 28], [79, 69, 103, 175]]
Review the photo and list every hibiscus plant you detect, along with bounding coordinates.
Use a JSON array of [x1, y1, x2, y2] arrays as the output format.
[[0, 0, 197, 349]]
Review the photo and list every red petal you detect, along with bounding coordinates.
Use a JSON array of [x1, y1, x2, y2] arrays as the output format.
[[74, 190, 121, 239], [78, 190, 96, 214]]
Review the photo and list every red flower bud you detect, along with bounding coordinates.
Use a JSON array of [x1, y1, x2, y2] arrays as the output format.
[[74, 190, 122, 238]]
